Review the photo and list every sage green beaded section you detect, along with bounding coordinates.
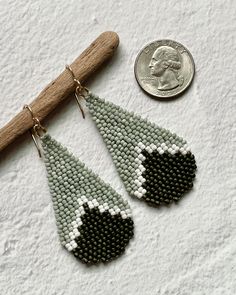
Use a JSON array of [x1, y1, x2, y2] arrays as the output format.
[[86, 93, 196, 206], [41, 134, 133, 263]]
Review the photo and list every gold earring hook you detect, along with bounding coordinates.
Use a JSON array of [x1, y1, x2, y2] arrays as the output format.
[[23, 105, 46, 158], [65, 65, 89, 119]]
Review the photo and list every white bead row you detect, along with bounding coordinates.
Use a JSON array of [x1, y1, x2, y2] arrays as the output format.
[[138, 142, 191, 156], [133, 147, 147, 198]]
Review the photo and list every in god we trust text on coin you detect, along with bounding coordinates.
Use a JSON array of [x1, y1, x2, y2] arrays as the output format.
[[134, 40, 195, 98]]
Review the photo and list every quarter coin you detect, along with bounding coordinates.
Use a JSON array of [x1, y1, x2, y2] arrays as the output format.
[[134, 40, 195, 98]]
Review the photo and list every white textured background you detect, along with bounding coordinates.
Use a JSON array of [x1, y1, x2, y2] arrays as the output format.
[[0, 1, 235, 294]]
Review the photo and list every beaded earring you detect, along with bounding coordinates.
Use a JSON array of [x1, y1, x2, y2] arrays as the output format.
[[24, 105, 134, 265], [66, 66, 197, 207]]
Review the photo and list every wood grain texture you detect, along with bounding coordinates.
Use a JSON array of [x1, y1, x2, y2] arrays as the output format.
[[0, 31, 119, 152]]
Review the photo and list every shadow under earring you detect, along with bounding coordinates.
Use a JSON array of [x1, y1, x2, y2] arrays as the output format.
[[66, 66, 197, 207], [24, 105, 134, 265]]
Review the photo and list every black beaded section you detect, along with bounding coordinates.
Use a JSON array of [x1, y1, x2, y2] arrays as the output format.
[[72, 203, 134, 265], [141, 150, 196, 206]]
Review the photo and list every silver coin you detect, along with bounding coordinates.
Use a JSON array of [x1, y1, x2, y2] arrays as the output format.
[[134, 39, 195, 98]]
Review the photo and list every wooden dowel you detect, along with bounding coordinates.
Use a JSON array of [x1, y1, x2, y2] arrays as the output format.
[[0, 31, 119, 152]]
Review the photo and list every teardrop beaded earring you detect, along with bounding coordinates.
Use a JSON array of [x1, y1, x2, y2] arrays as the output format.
[[66, 66, 197, 208], [24, 105, 134, 265]]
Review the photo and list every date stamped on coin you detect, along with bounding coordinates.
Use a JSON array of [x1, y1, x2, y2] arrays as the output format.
[[134, 40, 195, 99]]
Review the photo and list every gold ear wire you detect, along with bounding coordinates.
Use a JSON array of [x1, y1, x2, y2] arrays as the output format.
[[65, 65, 89, 119], [23, 105, 46, 158]]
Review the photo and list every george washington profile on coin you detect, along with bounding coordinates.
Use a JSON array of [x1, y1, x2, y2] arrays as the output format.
[[149, 46, 184, 91]]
